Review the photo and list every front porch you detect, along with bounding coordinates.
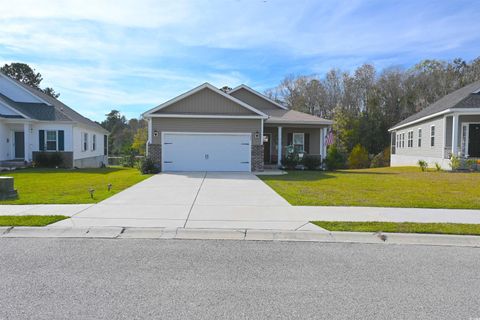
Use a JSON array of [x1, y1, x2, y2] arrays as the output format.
[[443, 114, 480, 160], [263, 124, 329, 167], [0, 121, 33, 163]]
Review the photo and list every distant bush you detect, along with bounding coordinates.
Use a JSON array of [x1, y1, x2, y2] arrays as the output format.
[[347, 144, 370, 169], [370, 147, 391, 168], [434, 162, 442, 171], [121, 151, 136, 168], [466, 159, 477, 171], [302, 155, 322, 170], [138, 157, 159, 174], [418, 160, 428, 172], [325, 145, 346, 170], [33, 152, 64, 168]]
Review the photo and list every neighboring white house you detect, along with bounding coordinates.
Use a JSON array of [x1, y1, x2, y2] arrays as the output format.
[[0, 72, 109, 168], [389, 80, 480, 169]]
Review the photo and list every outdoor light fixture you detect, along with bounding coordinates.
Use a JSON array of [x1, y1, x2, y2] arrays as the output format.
[[254, 131, 260, 139], [153, 130, 159, 137]]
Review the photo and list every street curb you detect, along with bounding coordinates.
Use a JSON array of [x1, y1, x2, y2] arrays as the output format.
[[1, 226, 480, 247]]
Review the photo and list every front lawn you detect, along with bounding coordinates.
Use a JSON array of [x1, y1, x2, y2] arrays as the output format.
[[0, 167, 151, 204], [260, 167, 480, 209], [312, 221, 480, 236], [0, 215, 68, 226]]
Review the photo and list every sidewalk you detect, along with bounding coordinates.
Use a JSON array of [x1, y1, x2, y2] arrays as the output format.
[[1, 226, 480, 248]]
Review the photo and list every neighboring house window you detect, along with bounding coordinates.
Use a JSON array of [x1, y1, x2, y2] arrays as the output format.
[[407, 131, 413, 148], [293, 133, 305, 152], [401, 133, 405, 148], [92, 134, 96, 151], [46, 130, 57, 151], [430, 126, 435, 147], [391, 133, 396, 154], [82, 132, 88, 151], [418, 128, 422, 147]]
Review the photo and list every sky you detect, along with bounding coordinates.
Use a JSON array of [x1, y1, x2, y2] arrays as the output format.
[[1, 0, 479, 122]]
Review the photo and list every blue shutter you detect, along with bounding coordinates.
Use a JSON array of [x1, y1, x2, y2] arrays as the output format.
[[58, 130, 64, 151], [39, 130, 45, 151]]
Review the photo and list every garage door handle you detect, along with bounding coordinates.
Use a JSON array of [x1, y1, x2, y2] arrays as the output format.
[[164, 161, 173, 163], [241, 143, 249, 145], [164, 142, 173, 145], [205, 154, 209, 159], [240, 161, 250, 164]]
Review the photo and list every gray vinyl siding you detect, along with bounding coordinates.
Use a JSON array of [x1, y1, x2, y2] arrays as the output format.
[[264, 126, 322, 156], [151, 118, 262, 145], [393, 116, 445, 158], [155, 88, 256, 115], [230, 88, 279, 111]]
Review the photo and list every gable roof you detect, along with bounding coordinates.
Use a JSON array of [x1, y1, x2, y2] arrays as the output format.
[[0, 72, 109, 134], [264, 109, 333, 125], [142, 83, 268, 118], [228, 84, 288, 110], [390, 80, 480, 131]]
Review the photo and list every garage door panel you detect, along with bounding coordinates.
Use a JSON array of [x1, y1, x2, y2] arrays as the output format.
[[162, 133, 251, 172]]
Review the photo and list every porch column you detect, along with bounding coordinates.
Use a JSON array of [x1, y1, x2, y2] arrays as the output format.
[[452, 114, 458, 157], [277, 126, 282, 167], [319, 127, 324, 159], [322, 127, 328, 159], [23, 123, 30, 162]]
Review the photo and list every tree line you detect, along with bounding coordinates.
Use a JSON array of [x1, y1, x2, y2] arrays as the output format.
[[266, 57, 480, 157]]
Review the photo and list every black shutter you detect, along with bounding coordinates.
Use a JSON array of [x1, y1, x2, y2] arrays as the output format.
[[58, 130, 64, 151], [304, 133, 310, 153], [39, 130, 45, 151], [287, 133, 293, 146], [104, 135, 108, 155]]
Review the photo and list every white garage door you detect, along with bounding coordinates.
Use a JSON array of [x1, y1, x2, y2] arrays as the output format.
[[162, 133, 251, 172]]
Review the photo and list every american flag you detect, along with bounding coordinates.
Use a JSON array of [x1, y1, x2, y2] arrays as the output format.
[[325, 128, 334, 146]]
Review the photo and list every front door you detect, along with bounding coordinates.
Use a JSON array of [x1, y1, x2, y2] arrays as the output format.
[[14, 132, 25, 159], [263, 134, 271, 163], [468, 124, 480, 157]]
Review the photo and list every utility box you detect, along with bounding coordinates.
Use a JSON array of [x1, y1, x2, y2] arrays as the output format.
[[0, 176, 18, 200]]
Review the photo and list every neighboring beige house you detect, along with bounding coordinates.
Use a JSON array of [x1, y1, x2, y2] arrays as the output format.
[[389, 80, 480, 169], [142, 83, 332, 172], [0, 72, 109, 168]]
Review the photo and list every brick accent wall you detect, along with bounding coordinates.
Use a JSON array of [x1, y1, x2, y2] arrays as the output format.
[[251, 145, 264, 172], [147, 143, 162, 170]]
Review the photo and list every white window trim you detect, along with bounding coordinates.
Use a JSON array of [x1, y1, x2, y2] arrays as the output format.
[[293, 132, 305, 152], [45, 130, 58, 152], [407, 130, 413, 148], [430, 125, 435, 147]]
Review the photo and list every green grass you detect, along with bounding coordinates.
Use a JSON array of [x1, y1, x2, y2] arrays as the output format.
[[0, 167, 151, 204], [312, 221, 480, 236], [260, 167, 480, 209], [0, 215, 68, 226]]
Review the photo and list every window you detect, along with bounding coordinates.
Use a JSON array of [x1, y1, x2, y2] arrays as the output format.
[[401, 133, 405, 148], [46, 130, 57, 151], [391, 133, 396, 154], [430, 126, 435, 147], [92, 134, 96, 151], [407, 131, 413, 148], [418, 128, 422, 147], [82, 132, 88, 152], [293, 133, 304, 152]]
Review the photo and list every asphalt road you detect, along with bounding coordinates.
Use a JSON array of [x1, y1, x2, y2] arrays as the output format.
[[0, 239, 479, 320]]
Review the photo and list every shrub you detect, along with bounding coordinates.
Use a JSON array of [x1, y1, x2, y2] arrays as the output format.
[[418, 160, 428, 172], [434, 162, 442, 171], [370, 147, 391, 168], [325, 145, 346, 170], [33, 152, 64, 168], [466, 159, 477, 171], [302, 155, 322, 170], [347, 144, 370, 169], [138, 157, 160, 174], [281, 152, 300, 170], [121, 151, 136, 168], [449, 155, 461, 171]]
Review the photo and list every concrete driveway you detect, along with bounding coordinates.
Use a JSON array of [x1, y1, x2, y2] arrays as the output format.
[[52, 172, 310, 230]]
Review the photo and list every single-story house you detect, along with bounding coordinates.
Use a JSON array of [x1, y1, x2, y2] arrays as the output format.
[[389, 80, 480, 168], [142, 83, 332, 172], [0, 72, 109, 168]]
